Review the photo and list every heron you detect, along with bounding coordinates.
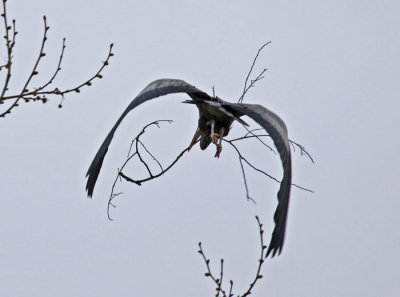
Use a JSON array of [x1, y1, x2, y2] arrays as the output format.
[[86, 79, 292, 257]]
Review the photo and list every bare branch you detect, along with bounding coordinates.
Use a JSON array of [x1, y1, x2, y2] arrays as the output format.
[[224, 137, 281, 183], [198, 216, 267, 297], [0, 0, 15, 104], [198, 242, 229, 297], [107, 120, 314, 218], [138, 139, 164, 172], [107, 120, 181, 219], [241, 216, 267, 297], [238, 41, 271, 103], [236, 124, 276, 154], [225, 131, 315, 195], [32, 37, 67, 94], [0, 1, 114, 117], [289, 139, 315, 163], [1, 15, 50, 116], [237, 155, 256, 204]]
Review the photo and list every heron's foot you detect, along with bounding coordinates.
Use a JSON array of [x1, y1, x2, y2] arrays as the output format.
[[188, 128, 201, 152], [211, 133, 219, 145], [187, 139, 197, 152], [214, 143, 222, 158]]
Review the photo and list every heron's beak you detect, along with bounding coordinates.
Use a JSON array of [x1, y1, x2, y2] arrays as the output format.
[[181, 100, 195, 104]]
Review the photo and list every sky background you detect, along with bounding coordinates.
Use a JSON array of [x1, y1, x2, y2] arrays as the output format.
[[1, 1, 399, 296]]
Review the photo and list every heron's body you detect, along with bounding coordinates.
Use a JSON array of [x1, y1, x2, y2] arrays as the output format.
[[86, 79, 292, 257], [184, 97, 237, 154]]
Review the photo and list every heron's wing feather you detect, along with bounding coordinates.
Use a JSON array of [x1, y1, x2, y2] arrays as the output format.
[[86, 79, 208, 197], [223, 102, 292, 257]]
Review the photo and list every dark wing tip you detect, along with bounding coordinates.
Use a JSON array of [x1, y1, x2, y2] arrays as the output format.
[[85, 152, 106, 198], [265, 154, 292, 258], [85, 132, 112, 198], [266, 244, 282, 258]]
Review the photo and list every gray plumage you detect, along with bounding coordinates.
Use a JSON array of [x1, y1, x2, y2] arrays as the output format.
[[86, 78, 292, 257]]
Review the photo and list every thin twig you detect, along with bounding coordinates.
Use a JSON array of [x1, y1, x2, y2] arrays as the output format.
[[238, 155, 256, 204], [32, 37, 66, 93], [0, 0, 15, 104], [289, 140, 314, 163], [225, 136, 314, 194], [138, 139, 164, 172], [228, 128, 276, 154], [241, 124, 277, 154], [238, 41, 271, 103], [241, 216, 266, 297], [198, 242, 228, 297]]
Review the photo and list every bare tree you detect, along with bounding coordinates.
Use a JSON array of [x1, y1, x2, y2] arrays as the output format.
[[0, 0, 113, 118]]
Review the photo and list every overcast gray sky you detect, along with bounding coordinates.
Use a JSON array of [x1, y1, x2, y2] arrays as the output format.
[[1, 1, 399, 296]]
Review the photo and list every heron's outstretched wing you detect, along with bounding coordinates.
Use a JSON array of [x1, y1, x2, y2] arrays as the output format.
[[86, 79, 209, 197], [222, 102, 292, 257]]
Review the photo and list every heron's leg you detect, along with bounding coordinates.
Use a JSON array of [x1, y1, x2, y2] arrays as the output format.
[[208, 120, 219, 144], [214, 127, 225, 158], [187, 127, 201, 152]]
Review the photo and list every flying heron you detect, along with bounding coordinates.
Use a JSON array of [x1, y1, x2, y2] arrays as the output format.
[[86, 79, 292, 257]]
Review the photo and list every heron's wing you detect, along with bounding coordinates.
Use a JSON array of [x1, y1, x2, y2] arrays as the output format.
[[222, 102, 292, 257], [86, 79, 209, 197]]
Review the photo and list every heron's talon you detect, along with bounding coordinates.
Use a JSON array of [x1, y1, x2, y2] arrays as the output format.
[[211, 133, 219, 144], [215, 144, 222, 158]]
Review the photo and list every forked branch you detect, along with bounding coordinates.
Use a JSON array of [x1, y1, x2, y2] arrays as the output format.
[[107, 120, 313, 219], [198, 216, 267, 297], [0, 0, 114, 118], [238, 41, 271, 103]]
